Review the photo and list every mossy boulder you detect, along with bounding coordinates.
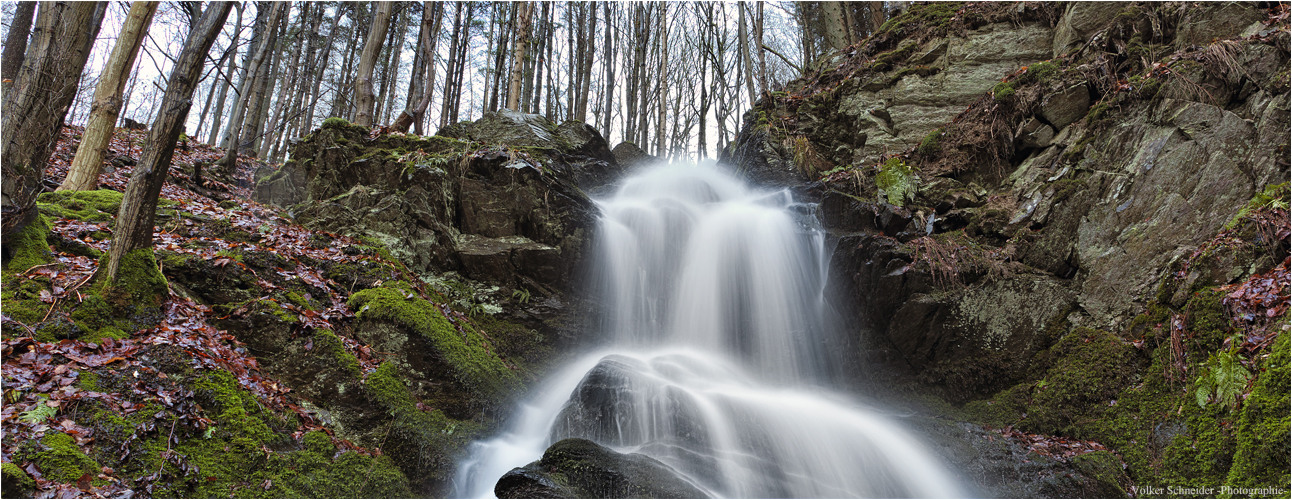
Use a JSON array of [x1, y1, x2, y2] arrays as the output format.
[[1, 461, 35, 497]]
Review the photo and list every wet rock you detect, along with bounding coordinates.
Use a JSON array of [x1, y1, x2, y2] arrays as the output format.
[[906, 416, 1131, 498], [1173, 2, 1265, 48], [495, 438, 710, 499]]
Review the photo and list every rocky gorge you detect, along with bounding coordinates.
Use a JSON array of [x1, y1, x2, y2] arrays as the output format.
[[1, 1, 1288, 498]]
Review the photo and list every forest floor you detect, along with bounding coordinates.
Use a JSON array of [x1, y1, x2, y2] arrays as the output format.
[[0, 127, 430, 497]]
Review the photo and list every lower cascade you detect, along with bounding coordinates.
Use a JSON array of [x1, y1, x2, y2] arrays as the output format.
[[454, 163, 964, 498]]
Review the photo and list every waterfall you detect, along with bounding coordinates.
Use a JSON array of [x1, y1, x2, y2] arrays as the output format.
[[454, 163, 963, 498]]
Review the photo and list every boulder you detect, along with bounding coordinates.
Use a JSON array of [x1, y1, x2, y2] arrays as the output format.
[[1051, 2, 1123, 57], [495, 438, 710, 499], [611, 142, 655, 170]]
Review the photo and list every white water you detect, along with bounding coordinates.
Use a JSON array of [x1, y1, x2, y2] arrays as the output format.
[[454, 163, 963, 498]]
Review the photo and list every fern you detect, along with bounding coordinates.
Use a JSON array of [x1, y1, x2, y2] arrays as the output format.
[[19, 397, 57, 423], [876, 157, 916, 207], [1194, 343, 1250, 407]]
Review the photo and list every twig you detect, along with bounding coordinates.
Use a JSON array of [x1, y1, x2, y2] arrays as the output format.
[[21, 263, 57, 275], [42, 299, 57, 322]]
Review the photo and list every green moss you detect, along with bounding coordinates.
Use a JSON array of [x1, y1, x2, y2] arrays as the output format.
[[37, 190, 123, 222], [350, 281, 519, 396], [1023, 61, 1059, 83], [992, 81, 1015, 101], [1072, 451, 1128, 497], [2, 214, 52, 275], [1185, 290, 1231, 353], [877, 2, 963, 34], [363, 361, 479, 487], [1022, 327, 1137, 436], [917, 128, 943, 156], [875, 157, 917, 207], [25, 432, 101, 484], [871, 41, 918, 72], [314, 329, 361, 377], [1226, 331, 1291, 491], [97, 249, 168, 316], [76, 372, 101, 392], [1, 461, 35, 497], [1225, 181, 1291, 230]]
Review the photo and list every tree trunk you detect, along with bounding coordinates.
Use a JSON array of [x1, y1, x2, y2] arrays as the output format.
[[216, 2, 284, 172], [655, 3, 667, 156], [448, 3, 473, 123], [305, 6, 341, 129], [353, 2, 393, 127], [329, 8, 359, 119], [243, 10, 286, 156], [1, 1, 37, 95], [738, 3, 757, 104], [379, 5, 408, 125], [1, 1, 105, 241], [439, 2, 463, 127], [505, 3, 534, 111], [105, 2, 233, 281], [821, 1, 850, 53], [264, 4, 306, 158], [59, 1, 159, 192], [601, 2, 614, 139], [573, 3, 597, 123], [488, 3, 512, 113], [755, 2, 768, 96], [392, 1, 441, 134]]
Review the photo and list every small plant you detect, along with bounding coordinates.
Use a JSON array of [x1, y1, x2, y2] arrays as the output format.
[[19, 397, 57, 423], [1194, 337, 1250, 407], [511, 288, 532, 304], [1024, 61, 1058, 83], [875, 157, 916, 207]]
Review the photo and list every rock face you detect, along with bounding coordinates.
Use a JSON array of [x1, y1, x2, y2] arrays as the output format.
[[726, 1, 1289, 493], [494, 438, 709, 499], [255, 112, 621, 340]]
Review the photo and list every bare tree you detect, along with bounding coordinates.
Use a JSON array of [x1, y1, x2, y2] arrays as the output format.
[[1, 2, 106, 241], [216, 2, 284, 172], [60, 1, 160, 192], [105, 2, 234, 281], [392, 1, 441, 134]]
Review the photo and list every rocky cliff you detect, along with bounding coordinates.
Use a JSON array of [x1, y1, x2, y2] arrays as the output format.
[[724, 1, 1289, 495]]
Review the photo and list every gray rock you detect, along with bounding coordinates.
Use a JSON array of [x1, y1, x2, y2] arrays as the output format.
[[1174, 2, 1265, 48], [611, 142, 655, 170], [1051, 2, 1123, 57], [1038, 84, 1090, 131], [1016, 117, 1056, 150]]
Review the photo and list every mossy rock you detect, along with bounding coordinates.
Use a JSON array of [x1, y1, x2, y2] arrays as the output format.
[[1021, 327, 1138, 436], [1, 461, 35, 497], [362, 361, 478, 491], [18, 432, 101, 485], [349, 281, 520, 397]]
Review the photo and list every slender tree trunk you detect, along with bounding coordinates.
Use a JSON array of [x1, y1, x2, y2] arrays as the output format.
[[574, 3, 596, 123], [353, 2, 393, 127], [1, 1, 37, 95], [207, 10, 240, 145], [105, 2, 233, 281], [221, 3, 270, 149], [755, 3, 768, 96], [244, 10, 286, 155], [601, 2, 614, 140], [439, 2, 464, 127], [506, 3, 534, 111], [448, 3, 472, 123], [488, 3, 512, 113], [217, 2, 284, 172], [59, 1, 158, 192], [306, 7, 341, 128], [392, 1, 441, 134], [656, 3, 667, 156], [1, 1, 105, 240], [263, 4, 305, 158]]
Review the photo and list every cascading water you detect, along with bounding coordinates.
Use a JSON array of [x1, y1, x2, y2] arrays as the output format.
[[455, 163, 963, 498]]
